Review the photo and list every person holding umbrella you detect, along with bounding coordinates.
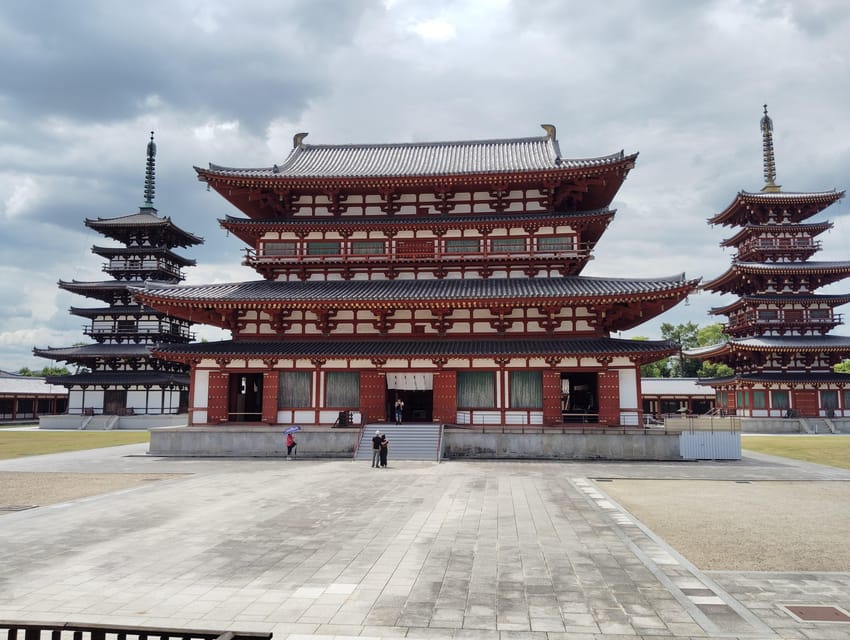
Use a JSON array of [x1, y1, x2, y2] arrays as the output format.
[[285, 426, 300, 460]]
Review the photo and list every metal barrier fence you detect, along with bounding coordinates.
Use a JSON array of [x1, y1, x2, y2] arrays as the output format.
[[0, 622, 272, 640]]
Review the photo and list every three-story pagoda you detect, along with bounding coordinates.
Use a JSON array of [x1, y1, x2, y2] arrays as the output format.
[[34, 134, 203, 418], [689, 107, 850, 419], [135, 125, 697, 427]]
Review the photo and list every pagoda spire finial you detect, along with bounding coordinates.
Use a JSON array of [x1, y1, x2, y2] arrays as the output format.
[[142, 131, 157, 208], [760, 104, 781, 193]]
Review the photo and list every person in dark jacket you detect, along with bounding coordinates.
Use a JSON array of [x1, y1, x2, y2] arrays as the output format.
[[379, 433, 389, 468], [371, 430, 382, 468]]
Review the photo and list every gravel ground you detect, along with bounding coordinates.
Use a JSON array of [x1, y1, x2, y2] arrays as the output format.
[[0, 471, 184, 509], [599, 478, 850, 572]]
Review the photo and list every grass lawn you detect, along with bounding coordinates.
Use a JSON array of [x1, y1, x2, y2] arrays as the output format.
[[0, 431, 150, 459], [742, 435, 850, 471]]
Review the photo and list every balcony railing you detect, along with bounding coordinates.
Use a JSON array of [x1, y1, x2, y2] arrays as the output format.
[[725, 313, 842, 333], [244, 244, 593, 265]]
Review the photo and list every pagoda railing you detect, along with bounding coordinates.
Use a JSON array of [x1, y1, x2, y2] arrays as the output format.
[[85, 322, 195, 341], [103, 258, 183, 279], [725, 313, 842, 334]]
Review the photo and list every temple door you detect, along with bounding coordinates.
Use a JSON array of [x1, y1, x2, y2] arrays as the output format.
[[542, 370, 562, 425], [262, 371, 279, 424], [207, 372, 229, 424], [360, 371, 386, 424], [792, 390, 818, 417], [433, 371, 456, 423], [597, 370, 620, 426]]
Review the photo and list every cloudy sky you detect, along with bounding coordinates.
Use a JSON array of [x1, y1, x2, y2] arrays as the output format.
[[2, 0, 849, 372]]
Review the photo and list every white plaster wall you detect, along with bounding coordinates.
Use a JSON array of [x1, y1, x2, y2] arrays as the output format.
[[194, 370, 210, 410], [618, 369, 638, 409]]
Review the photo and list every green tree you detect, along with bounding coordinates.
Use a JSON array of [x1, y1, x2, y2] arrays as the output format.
[[836, 359, 850, 374], [660, 322, 701, 377], [635, 322, 733, 378], [17, 365, 71, 377]]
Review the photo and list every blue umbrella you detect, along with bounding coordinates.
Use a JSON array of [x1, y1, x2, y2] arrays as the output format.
[[285, 426, 301, 434]]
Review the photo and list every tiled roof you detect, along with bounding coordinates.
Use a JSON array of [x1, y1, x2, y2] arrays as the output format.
[[0, 374, 68, 396], [201, 130, 634, 179], [710, 293, 850, 315], [687, 335, 850, 358], [69, 305, 167, 318], [154, 337, 676, 358], [221, 208, 614, 228], [709, 190, 845, 227], [33, 344, 156, 359], [45, 371, 190, 387], [91, 246, 197, 266], [733, 261, 850, 273], [698, 371, 850, 385], [135, 274, 695, 304], [640, 378, 714, 396], [736, 190, 845, 202], [85, 211, 203, 245], [730, 335, 850, 350]]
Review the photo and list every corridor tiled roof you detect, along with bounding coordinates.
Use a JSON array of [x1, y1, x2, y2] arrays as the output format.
[[135, 274, 696, 303]]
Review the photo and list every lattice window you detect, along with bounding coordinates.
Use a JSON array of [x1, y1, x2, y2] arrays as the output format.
[[350, 240, 385, 255], [264, 241, 297, 256]]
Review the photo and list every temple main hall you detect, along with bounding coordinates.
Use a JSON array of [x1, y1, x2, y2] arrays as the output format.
[[135, 125, 698, 428]]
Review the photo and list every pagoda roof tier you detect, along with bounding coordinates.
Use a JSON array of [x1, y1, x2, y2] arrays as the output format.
[[60, 279, 180, 304], [33, 342, 155, 363], [91, 245, 197, 267], [133, 274, 698, 333], [720, 221, 833, 247], [153, 336, 677, 366], [196, 127, 638, 216], [702, 261, 850, 294], [709, 189, 844, 227], [686, 334, 850, 360], [44, 371, 190, 388], [697, 371, 850, 387], [220, 208, 615, 247], [710, 293, 850, 316], [69, 304, 167, 318], [85, 210, 203, 248]]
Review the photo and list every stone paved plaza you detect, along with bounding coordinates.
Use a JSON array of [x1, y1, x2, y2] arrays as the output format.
[[1, 443, 850, 639]]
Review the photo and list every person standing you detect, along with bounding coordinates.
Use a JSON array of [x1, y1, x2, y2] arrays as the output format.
[[371, 430, 382, 468], [286, 432, 297, 460], [379, 433, 389, 468], [394, 398, 404, 425]]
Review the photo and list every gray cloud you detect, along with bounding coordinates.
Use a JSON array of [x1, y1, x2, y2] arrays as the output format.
[[1, 0, 849, 371]]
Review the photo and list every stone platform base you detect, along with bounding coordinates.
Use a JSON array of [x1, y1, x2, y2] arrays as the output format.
[[147, 425, 714, 461]]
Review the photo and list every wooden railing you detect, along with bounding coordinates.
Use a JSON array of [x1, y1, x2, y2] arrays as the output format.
[[0, 621, 272, 640]]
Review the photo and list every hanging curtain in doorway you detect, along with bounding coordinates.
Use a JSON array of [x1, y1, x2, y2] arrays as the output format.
[[385, 373, 433, 390]]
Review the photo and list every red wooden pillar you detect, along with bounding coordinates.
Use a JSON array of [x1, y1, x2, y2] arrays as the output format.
[[597, 370, 620, 426], [207, 371, 229, 424], [433, 370, 456, 423], [542, 370, 562, 425], [262, 371, 279, 424], [360, 370, 387, 423]]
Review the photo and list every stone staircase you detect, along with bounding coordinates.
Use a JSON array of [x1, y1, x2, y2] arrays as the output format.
[[799, 417, 837, 434], [355, 423, 444, 462]]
